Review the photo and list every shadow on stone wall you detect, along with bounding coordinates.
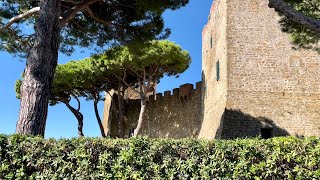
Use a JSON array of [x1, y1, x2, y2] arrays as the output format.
[[218, 109, 289, 139]]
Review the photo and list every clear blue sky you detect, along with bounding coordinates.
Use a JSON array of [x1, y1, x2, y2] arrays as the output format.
[[0, 0, 213, 138]]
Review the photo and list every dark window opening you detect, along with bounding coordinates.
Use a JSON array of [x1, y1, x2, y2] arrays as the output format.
[[261, 128, 273, 139], [216, 61, 220, 81], [210, 36, 213, 48]]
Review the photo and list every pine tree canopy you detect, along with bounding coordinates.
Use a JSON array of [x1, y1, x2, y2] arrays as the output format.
[[0, 0, 189, 56]]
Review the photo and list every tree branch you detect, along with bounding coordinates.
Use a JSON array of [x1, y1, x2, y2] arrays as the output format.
[[151, 64, 160, 78], [70, 91, 80, 111], [63, 100, 84, 137], [121, 71, 127, 97], [106, 90, 118, 102], [71, 19, 86, 32], [113, 73, 140, 94], [138, 78, 144, 97], [269, 0, 320, 34], [146, 75, 151, 94], [2, 28, 34, 51], [143, 68, 147, 94], [86, 7, 125, 28], [0, 7, 40, 31], [59, 0, 99, 27], [129, 67, 144, 79]]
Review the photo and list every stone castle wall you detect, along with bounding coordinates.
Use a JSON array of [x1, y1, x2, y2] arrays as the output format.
[[108, 82, 203, 138], [103, 0, 320, 139], [222, 0, 320, 138], [200, 0, 228, 139]]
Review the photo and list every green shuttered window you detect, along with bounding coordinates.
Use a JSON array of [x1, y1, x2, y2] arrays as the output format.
[[216, 61, 220, 81]]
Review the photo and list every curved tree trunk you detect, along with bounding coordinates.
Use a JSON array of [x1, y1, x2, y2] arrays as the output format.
[[64, 102, 84, 137], [16, 0, 61, 136], [117, 86, 125, 138], [133, 93, 146, 136], [94, 99, 106, 138]]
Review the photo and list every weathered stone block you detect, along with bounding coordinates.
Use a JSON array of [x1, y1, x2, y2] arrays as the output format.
[[164, 91, 171, 97], [179, 83, 194, 97]]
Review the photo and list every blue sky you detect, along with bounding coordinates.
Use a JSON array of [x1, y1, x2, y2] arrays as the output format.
[[0, 0, 213, 138]]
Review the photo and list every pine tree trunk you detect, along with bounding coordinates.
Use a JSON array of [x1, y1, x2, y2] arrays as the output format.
[[16, 0, 61, 136], [94, 99, 106, 138], [133, 93, 146, 136], [117, 92, 125, 138], [64, 102, 84, 137]]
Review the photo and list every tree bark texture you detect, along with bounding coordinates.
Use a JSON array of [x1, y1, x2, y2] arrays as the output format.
[[16, 0, 61, 136], [133, 93, 146, 136], [94, 99, 106, 138], [117, 86, 125, 138], [64, 102, 84, 137]]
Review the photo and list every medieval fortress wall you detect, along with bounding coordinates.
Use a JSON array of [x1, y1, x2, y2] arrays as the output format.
[[200, 0, 228, 139], [103, 0, 320, 139], [222, 0, 320, 138], [108, 82, 203, 138]]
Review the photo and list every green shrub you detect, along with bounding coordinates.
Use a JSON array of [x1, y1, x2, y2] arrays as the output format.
[[0, 134, 319, 179]]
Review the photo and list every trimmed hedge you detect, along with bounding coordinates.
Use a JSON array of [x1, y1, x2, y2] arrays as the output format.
[[0, 135, 319, 179]]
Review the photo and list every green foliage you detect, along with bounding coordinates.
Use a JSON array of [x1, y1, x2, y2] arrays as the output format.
[[14, 79, 22, 99], [0, 0, 189, 57], [0, 0, 36, 56], [279, 0, 320, 53], [13, 40, 191, 137], [93, 40, 191, 82], [14, 57, 115, 104], [14, 58, 112, 136], [51, 59, 109, 103], [0, 135, 319, 179]]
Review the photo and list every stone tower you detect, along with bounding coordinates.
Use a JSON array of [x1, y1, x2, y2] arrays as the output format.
[[202, 0, 320, 139], [102, 0, 320, 139]]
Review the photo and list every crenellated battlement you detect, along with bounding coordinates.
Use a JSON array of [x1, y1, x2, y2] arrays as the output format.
[[148, 81, 202, 103]]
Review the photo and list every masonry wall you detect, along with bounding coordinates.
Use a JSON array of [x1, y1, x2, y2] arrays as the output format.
[[102, 91, 114, 136], [200, 0, 228, 139], [104, 0, 320, 139], [109, 82, 203, 138], [102, 87, 156, 136], [223, 0, 320, 138]]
